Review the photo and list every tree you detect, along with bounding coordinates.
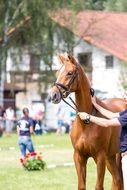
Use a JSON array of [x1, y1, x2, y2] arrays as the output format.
[[104, 0, 127, 11], [1, 0, 126, 106], [83, 0, 106, 10], [0, 0, 79, 105]]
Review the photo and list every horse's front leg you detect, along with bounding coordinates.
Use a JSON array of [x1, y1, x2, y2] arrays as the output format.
[[94, 152, 106, 190], [74, 150, 88, 190]]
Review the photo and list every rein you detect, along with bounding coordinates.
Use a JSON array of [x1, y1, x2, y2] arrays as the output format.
[[55, 80, 95, 113], [62, 88, 95, 113], [55, 82, 78, 112], [62, 96, 79, 112], [61, 88, 96, 125]]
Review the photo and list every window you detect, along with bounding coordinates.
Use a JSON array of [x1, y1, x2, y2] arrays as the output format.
[[77, 52, 92, 72], [30, 54, 40, 72], [105, 56, 114, 68]]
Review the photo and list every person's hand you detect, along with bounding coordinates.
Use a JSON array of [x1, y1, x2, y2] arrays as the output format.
[[78, 112, 88, 120]]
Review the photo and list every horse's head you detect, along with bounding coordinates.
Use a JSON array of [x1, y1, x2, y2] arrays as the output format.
[[50, 53, 79, 104]]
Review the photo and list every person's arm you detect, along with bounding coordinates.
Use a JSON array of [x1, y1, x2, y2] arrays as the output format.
[[78, 112, 121, 128], [17, 125, 20, 135], [92, 96, 119, 119], [29, 118, 36, 135], [30, 126, 35, 134]]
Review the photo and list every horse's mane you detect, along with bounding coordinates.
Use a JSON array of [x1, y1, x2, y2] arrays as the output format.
[[76, 61, 92, 89]]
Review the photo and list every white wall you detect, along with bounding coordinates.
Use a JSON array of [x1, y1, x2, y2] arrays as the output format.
[[73, 37, 123, 98], [92, 47, 122, 98]]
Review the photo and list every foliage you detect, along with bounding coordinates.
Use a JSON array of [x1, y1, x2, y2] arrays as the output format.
[[0, 0, 84, 56], [82, 0, 106, 10], [0, 0, 127, 102], [0, 0, 127, 67], [104, 0, 127, 11], [0, 1, 82, 86], [83, 0, 127, 11], [20, 152, 46, 171]]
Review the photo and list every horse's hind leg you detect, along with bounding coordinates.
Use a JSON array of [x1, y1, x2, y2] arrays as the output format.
[[106, 155, 123, 190], [74, 150, 88, 190], [116, 153, 123, 188], [94, 152, 106, 190]]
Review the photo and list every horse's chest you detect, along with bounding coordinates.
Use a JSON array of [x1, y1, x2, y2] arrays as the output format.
[[71, 128, 101, 155], [70, 120, 110, 155], [77, 134, 96, 153]]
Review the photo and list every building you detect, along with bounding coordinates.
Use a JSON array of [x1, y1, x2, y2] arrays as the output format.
[[6, 47, 53, 118], [51, 10, 127, 98], [3, 82, 25, 111], [5, 10, 127, 127]]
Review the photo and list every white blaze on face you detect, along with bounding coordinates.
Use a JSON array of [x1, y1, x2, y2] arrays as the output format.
[[56, 65, 65, 83]]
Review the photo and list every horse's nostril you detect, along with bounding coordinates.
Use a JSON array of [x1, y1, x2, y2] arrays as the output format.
[[52, 92, 58, 101], [53, 93, 57, 100]]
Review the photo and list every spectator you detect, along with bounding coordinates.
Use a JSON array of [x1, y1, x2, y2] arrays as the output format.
[[0, 106, 6, 137], [17, 107, 35, 159], [56, 107, 64, 135], [5, 106, 15, 136], [33, 110, 44, 135], [33, 120, 43, 135]]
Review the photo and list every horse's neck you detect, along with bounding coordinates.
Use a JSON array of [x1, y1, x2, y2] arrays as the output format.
[[75, 71, 92, 113]]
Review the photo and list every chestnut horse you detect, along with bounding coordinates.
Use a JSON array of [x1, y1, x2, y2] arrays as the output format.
[[50, 53, 127, 190]]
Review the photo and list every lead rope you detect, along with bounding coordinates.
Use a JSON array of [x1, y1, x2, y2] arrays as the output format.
[[61, 88, 95, 113], [55, 81, 95, 114], [62, 88, 96, 124], [61, 97, 78, 112]]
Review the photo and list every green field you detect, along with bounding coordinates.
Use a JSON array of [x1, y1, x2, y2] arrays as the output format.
[[0, 133, 111, 190]]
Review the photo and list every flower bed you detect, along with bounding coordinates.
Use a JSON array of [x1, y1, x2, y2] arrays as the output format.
[[20, 152, 46, 171]]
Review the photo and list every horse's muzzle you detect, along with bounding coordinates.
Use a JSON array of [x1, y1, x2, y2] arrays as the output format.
[[50, 87, 62, 104]]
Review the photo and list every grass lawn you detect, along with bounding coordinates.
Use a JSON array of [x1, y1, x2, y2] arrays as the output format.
[[0, 133, 111, 190]]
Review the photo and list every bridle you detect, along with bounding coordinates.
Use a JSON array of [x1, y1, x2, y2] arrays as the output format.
[[54, 66, 95, 123], [55, 69, 77, 99], [54, 67, 95, 112]]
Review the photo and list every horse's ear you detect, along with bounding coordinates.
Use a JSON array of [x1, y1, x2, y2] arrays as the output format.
[[58, 54, 66, 64], [68, 53, 77, 65]]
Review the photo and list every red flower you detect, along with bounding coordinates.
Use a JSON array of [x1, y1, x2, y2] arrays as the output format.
[[20, 158, 25, 166], [30, 152, 37, 156], [20, 158, 24, 163], [25, 153, 30, 159], [37, 156, 42, 160]]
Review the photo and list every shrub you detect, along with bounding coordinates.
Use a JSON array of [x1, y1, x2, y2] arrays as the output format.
[[20, 152, 46, 171]]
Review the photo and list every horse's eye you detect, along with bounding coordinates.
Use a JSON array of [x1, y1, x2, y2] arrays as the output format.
[[67, 71, 73, 76]]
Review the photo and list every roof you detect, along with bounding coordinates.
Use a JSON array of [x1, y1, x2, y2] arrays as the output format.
[[51, 10, 127, 62]]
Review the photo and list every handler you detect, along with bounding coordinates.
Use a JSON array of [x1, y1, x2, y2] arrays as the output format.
[[17, 107, 35, 159], [78, 96, 127, 190]]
